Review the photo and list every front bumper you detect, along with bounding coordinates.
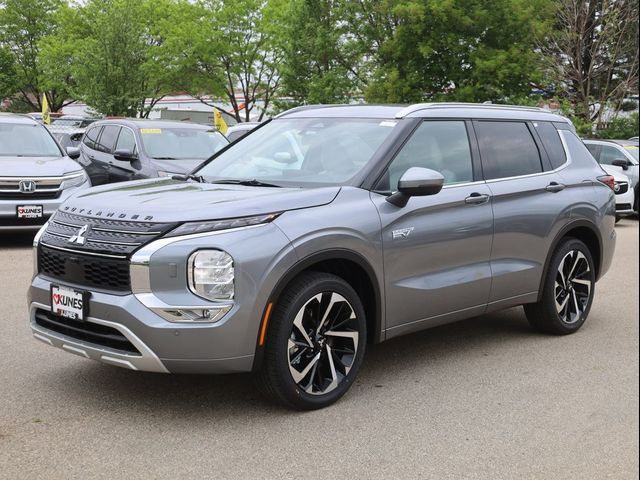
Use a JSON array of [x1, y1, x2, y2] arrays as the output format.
[[28, 222, 296, 374]]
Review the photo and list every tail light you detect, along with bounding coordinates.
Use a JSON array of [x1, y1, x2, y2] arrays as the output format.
[[597, 175, 616, 190]]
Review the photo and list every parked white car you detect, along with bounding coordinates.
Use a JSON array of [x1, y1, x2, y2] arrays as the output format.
[[584, 139, 639, 213], [601, 164, 635, 222]]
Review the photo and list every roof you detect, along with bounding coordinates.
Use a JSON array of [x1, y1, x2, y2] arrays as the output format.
[[0, 112, 40, 125], [277, 102, 571, 123], [92, 118, 214, 130]]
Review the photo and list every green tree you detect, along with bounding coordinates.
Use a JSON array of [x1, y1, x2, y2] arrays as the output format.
[[0, 0, 71, 111], [277, 0, 361, 108], [183, 0, 285, 122], [364, 0, 552, 103], [42, 0, 188, 117], [0, 45, 18, 104]]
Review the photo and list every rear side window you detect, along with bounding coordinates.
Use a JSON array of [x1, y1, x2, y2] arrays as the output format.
[[533, 121, 566, 169], [95, 125, 120, 153], [475, 121, 542, 179], [83, 126, 101, 150]]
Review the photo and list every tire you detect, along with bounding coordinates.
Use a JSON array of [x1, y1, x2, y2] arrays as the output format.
[[256, 271, 367, 410], [524, 238, 596, 335]]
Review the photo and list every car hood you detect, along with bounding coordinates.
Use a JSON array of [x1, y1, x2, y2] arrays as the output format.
[[0, 156, 82, 177], [63, 178, 340, 222]]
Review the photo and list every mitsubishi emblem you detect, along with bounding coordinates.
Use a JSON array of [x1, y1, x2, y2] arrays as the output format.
[[68, 225, 90, 245]]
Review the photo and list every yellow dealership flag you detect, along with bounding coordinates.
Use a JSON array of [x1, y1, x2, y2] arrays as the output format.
[[42, 94, 51, 125], [214, 108, 228, 134]]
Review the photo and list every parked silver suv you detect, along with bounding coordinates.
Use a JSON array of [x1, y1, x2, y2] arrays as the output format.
[[28, 104, 616, 409], [1, 113, 91, 230]]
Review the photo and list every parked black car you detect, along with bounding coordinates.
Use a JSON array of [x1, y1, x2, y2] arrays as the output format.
[[73, 119, 228, 185]]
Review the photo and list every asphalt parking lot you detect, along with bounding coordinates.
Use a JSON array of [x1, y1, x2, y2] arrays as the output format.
[[1, 220, 638, 480]]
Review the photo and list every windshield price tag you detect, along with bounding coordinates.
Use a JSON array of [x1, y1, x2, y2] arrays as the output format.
[[17, 205, 43, 218]]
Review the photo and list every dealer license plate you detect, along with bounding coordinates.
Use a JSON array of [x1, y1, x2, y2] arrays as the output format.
[[51, 285, 86, 321], [17, 205, 43, 218]]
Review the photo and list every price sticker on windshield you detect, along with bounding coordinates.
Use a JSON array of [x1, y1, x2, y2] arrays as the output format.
[[140, 128, 162, 134]]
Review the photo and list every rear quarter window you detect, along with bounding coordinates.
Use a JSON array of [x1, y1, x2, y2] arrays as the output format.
[[533, 121, 566, 169]]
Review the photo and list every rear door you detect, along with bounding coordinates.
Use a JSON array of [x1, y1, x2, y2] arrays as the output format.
[[372, 120, 494, 336], [475, 120, 570, 305]]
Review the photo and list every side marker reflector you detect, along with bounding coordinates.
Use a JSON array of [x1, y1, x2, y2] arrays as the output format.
[[259, 303, 273, 346]]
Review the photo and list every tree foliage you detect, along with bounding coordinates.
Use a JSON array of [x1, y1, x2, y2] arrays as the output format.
[[0, 0, 70, 111], [541, 0, 639, 125]]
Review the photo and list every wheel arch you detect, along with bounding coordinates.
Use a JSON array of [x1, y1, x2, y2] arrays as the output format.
[[537, 219, 603, 302], [252, 249, 383, 371]]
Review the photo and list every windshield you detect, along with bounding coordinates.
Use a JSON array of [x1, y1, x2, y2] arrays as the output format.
[[140, 127, 228, 160], [623, 145, 639, 162], [196, 118, 398, 186], [0, 123, 62, 157]]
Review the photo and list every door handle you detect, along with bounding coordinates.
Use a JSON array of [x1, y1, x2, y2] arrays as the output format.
[[465, 192, 490, 205], [545, 182, 566, 193]]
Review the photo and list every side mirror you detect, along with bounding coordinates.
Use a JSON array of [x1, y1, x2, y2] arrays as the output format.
[[611, 159, 630, 170], [66, 146, 80, 159], [386, 167, 445, 207], [113, 148, 137, 162]]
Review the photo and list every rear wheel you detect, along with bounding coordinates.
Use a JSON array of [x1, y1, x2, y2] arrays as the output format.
[[525, 238, 595, 335], [256, 272, 367, 410]]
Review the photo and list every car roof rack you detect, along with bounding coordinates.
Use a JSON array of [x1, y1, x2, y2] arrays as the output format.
[[395, 102, 547, 118]]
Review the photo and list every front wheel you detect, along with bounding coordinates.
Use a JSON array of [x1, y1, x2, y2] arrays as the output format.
[[525, 238, 595, 335], [256, 272, 367, 410]]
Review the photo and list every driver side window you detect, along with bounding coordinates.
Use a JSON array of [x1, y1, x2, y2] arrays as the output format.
[[382, 121, 473, 191]]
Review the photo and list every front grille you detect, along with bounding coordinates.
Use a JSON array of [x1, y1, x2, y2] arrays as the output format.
[[1, 215, 51, 227], [0, 191, 61, 200], [37, 211, 177, 292], [616, 203, 632, 211], [41, 210, 176, 257], [39, 245, 131, 292], [34, 308, 139, 354]]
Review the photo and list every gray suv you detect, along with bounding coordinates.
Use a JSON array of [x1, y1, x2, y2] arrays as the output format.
[[28, 104, 616, 409]]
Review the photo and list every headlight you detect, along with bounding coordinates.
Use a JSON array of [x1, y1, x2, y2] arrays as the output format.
[[188, 250, 234, 300], [60, 170, 88, 189], [166, 212, 280, 237]]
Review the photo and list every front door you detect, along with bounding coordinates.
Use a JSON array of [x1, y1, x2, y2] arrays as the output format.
[[371, 120, 494, 335]]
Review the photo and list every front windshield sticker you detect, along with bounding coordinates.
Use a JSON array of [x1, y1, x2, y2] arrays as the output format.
[[379, 120, 397, 127], [140, 128, 162, 134], [623, 145, 638, 150]]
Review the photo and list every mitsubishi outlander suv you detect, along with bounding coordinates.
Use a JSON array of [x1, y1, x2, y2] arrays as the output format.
[[28, 104, 616, 410]]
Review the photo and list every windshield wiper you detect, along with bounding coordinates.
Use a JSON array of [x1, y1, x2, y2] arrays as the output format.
[[211, 179, 282, 188], [153, 156, 180, 160], [170, 173, 207, 183]]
